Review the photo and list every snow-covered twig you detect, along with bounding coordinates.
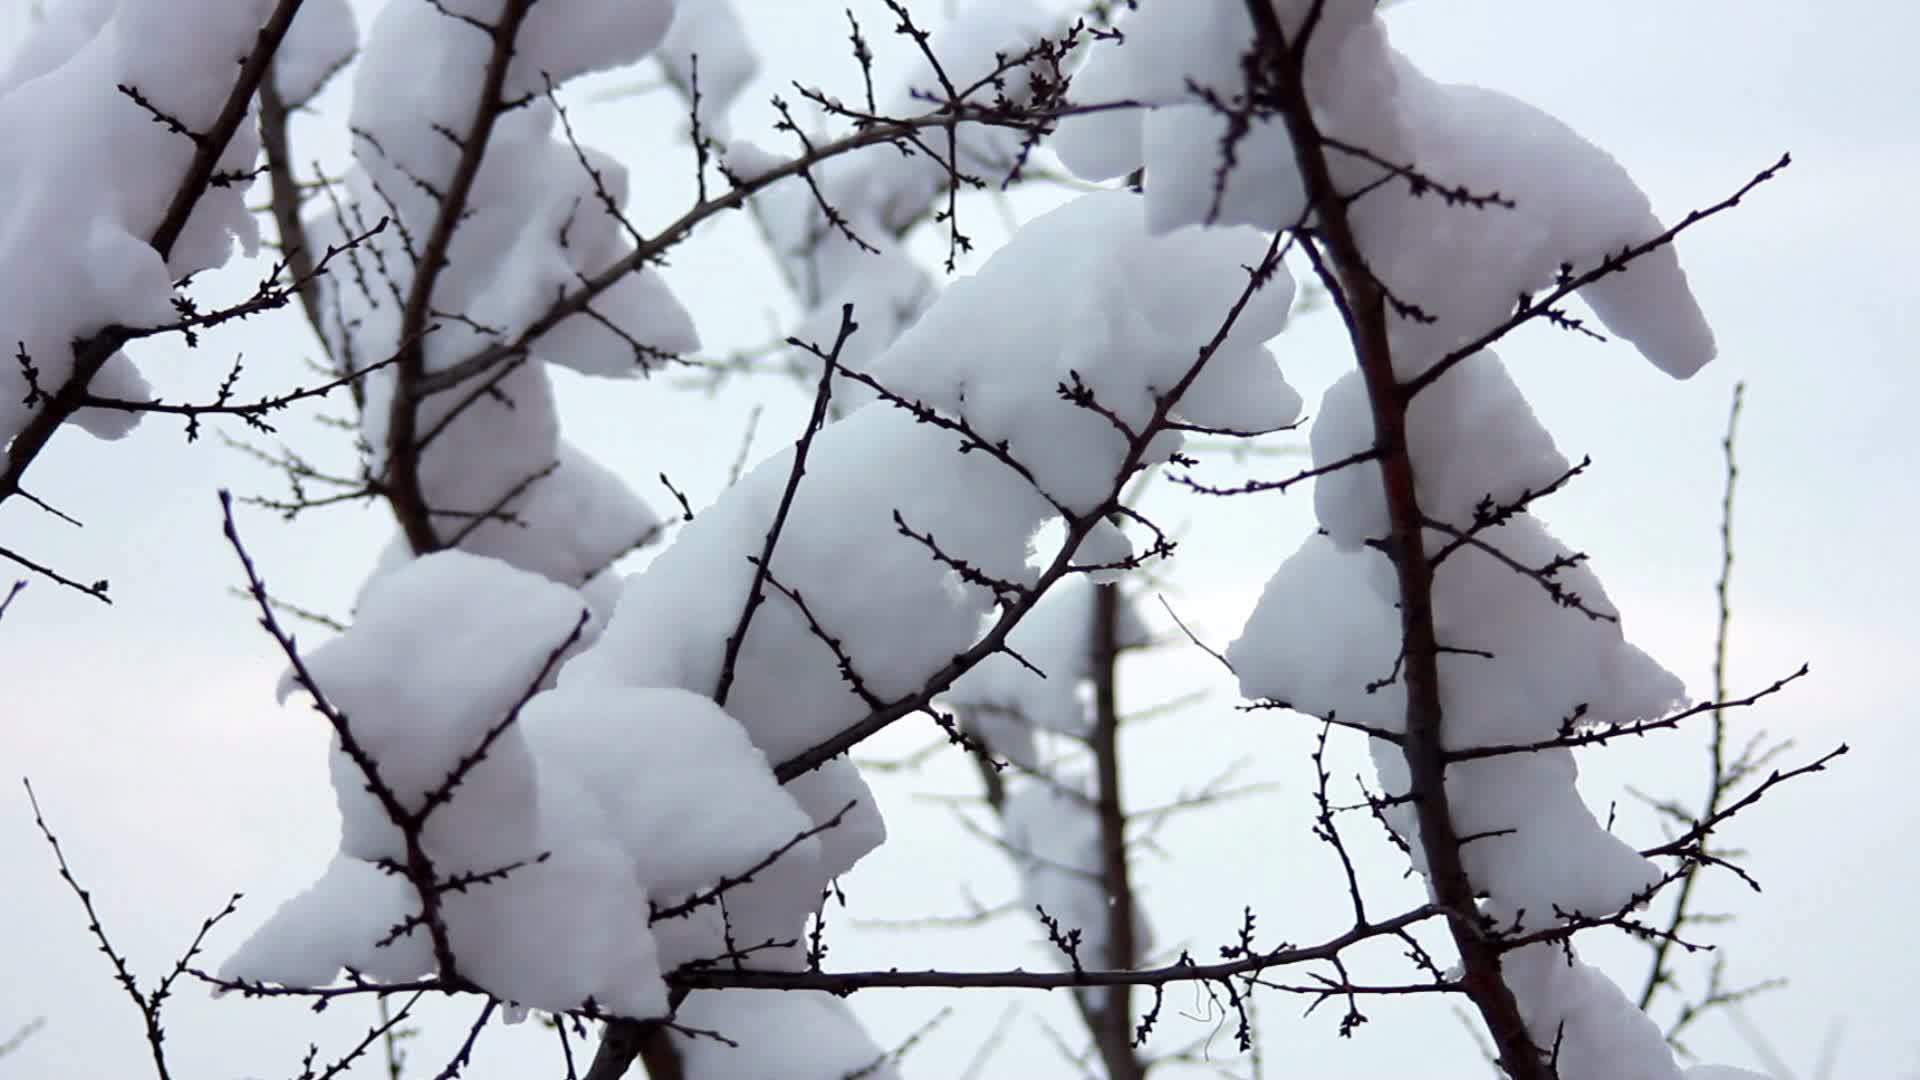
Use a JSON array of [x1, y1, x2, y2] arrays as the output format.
[[773, 225, 1296, 781], [0, 0, 314, 595], [1400, 156, 1792, 404], [670, 903, 1443, 994], [383, 0, 542, 554], [221, 489, 591, 984], [1239, 5, 1545, 1071]]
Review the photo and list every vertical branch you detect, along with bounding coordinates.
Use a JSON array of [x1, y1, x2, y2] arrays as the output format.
[[1088, 582, 1146, 1080], [591, 307, 854, 1080], [376, 994, 408, 1079], [385, 0, 538, 554], [584, 998, 690, 1080], [1240, 5, 1546, 1076], [258, 68, 353, 402], [258, 72, 327, 354], [1638, 381, 1745, 1012], [1710, 383, 1745, 820], [633, 1024, 686, 1080], [586, 308, 855, 1080]]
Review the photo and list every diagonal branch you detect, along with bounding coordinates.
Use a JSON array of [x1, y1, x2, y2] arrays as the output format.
[[384, 0, 539, 554], [1399, 156, 1790, 403], [770, 223, 1296, 782], [714, 305, 855, 706], [0, 0, 313, 593]]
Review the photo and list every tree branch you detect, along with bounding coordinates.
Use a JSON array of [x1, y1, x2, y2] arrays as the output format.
[[1241, 4, 1546, 1073], [0, 0, 313, 592]]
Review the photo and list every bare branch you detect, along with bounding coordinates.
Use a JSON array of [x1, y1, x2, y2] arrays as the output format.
[[714, 304, 855, 706]]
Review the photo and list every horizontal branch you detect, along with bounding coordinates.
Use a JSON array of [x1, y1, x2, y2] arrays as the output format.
[[669, 903, 1441, 994], [1445, 664, 1810, 762]]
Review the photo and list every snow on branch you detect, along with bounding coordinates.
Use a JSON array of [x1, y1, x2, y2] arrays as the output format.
[[0, 0, 315, 596]]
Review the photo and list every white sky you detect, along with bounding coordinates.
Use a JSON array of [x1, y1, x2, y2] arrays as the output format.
[[1, 1, 1915, 1077]]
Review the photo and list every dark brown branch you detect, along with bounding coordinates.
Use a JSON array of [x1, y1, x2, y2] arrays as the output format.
[[428, 1000, 495, 1080], [118, 216, 390, 347], [75, 353, 395, 437], [0, 544, 107, 603], [772, 225, 1295, 782], [671, 903, 1442, 993], [309, 991, 424, 1080], [1399, 155, 1791, 403], [648, 801, 855, 923], [1638, 745, 1848, 867], [385, 0, 539, 554], [1240, 4, 1546, 1073], [25, 781, 244, 1080], [714, 305, 854, 706], [1445, 664, 1809, 762], [1089, 583, 1146, 1079], [258, 65, 344, 392], [410, 98, 1144, 400], [1171, 445, 1380, 497], [222, 489, 589, 984]]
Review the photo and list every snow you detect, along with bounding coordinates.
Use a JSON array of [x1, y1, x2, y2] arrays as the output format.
[[556, 192, 1292, 1014], [874, 192, 1296, 516], [518, 684, 828, 970], [197, 0, 1759, 1070], [295, 551, 577, 870], [1500, 938, 1752, 1080], [510, 0, 677, 98], [236, 553, 675, 1015], [232, 531, 908, 1009], [671, 991, 900, 1079], [1141, 107, 1305, 237], [745, 0, 1061, 398], [0, 0, 270, 446], [1144, 3, 1754, 1075], [571, 189, 1294, 755], [0, 0, 115, 93], [299, 0, 700, 586], [274, 0, 357, 106], [1227, 531, 1405, 736], [231, 553, 828, 1017], [437, 790, 667, 1019], [1055, 0, 1715, 379], [1236, 350, 1693, 1047], [1362, 55, 1717, 381], [658, 0, 759, 139], [218, 853, 433, 988], [947, 578, 1148, 770], [1002, 772, 1152, 971]]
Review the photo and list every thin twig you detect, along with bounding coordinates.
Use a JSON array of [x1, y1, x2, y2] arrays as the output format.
[[714, 305, 855, 706]]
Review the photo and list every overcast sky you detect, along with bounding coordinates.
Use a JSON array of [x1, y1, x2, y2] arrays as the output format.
[[2, 1, 1915, 1077]]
